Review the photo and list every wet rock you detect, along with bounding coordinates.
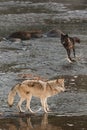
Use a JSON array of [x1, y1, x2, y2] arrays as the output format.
[[18, 73, 47, 81], [7, 30, 43, 40], [46, 29, 60, 37], [8, 38, 22, 43]]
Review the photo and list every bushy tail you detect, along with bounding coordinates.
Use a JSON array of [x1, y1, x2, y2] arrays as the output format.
[[8, 84, 20, 107]]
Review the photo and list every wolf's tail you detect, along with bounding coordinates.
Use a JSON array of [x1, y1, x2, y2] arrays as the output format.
[[8, 84, 20, 107]]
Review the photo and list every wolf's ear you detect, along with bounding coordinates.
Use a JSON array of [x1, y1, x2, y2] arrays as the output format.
[[57, 78, 64, 83]]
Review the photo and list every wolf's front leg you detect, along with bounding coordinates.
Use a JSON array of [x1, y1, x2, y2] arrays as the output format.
[[45, 99, 52, 112], [41, 98, 48, 113], [46, 105, 51, 112]]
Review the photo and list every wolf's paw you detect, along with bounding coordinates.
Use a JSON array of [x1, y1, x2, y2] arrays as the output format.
[[17, 105, 25, 113], [67, 58, 76, 63]]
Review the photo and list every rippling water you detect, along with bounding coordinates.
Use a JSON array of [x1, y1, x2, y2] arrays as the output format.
[[0, 0, 87, 129]]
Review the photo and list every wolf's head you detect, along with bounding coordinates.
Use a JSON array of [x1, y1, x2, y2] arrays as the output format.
[[56, 78, 65, 91], [47, 78, 65, 92]]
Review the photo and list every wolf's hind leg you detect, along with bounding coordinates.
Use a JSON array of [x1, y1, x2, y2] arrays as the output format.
[[17, 98, 25, 112], [26, 95, 35, 113]]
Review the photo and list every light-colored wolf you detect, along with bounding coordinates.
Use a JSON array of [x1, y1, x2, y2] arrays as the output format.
[[8, 78, 65, 113]]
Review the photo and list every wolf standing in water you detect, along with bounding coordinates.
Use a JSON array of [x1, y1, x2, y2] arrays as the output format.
[[8, 79, 65, 113]]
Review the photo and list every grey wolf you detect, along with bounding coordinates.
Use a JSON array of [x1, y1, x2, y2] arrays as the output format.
[[61, 33, 80, 62], [8, 78, 65, 113], [46, 29, 80, 62]]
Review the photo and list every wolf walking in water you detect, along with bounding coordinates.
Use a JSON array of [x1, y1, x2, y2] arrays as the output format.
[[8, 78, 65, 113]]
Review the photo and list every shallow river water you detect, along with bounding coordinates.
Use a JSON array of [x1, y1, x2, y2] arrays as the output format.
[[0, 0, 87, 129]]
